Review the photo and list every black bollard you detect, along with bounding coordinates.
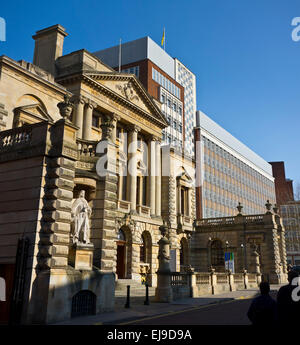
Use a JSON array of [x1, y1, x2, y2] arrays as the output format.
[[125, 285, 130, 308], [144, 283, 149, 305]]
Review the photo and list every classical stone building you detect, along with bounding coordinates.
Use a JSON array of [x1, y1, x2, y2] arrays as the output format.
[[0, 24, 195, 324], [191, 202, 288, 284]]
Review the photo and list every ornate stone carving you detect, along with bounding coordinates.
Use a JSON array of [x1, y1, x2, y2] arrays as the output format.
[[265, 200, 272, 214], [57, 94, 74, 121], [115, 213, 136, 233], [100, 115, 114, 141], [116, 81, 139, 102], [71, 190, 92, 244]]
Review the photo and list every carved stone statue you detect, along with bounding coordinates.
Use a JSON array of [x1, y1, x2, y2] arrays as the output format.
[[71, 190, 92, 244]]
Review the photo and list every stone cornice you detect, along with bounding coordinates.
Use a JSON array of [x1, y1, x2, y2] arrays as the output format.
[[56, 72, 168, 130], [0, 55, 68, 96]]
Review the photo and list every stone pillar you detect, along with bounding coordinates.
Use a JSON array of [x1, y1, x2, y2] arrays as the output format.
[[73, 96, 85, 138], [127, 125, 140, 212], [210, 268, 217, 295], [149, 136, 156, 216], [228, 271, 236, 291], [155, 139, 161, 216], [82, 101, 95, 140], [93, 121, 118, 272], [155, 223, 173, 302], [243, 270, 249, 289], [187, 266, 198, 297]]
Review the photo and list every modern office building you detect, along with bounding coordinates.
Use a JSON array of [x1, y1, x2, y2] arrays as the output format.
[[269, 161, 300, 265], [94, 36, 197, 156], [194, 111, 276, 219]]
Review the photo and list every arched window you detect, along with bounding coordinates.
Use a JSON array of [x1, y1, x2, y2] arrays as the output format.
[[211, 240, 224, 267], [71, 290, 96, 318], [180, 242, 184, 266], [117, 229, 126, 242], [140, 234, 146, 263]]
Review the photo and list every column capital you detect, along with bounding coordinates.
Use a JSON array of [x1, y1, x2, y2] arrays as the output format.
[[111, 113, 121, 122], [86, 99, 97, 109], [127, 124, 141, 133], [72, 95, 85, 105], [146, 134, 160, 142]]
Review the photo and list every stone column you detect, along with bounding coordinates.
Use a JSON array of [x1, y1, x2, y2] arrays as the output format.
[[210, 268, 217, 294], [155, 139, 161, 216], [228, 271, 236, 291], [243, 269, 249, 289], [73, 96, 85, 138], [93, 121, 118, 272], [127, 125, 140, 212], [82, 101, 95, 140], [148, 136, 156, 216]]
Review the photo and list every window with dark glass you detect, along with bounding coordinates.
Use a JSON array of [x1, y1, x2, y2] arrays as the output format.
[[211, 240, 224, 267], [140, 234, 146, 263]]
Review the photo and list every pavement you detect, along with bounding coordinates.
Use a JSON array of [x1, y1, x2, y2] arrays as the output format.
[[52, 284, 283, 325]]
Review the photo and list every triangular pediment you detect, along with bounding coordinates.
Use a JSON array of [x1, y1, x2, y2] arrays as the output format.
[[14, 104, 54, 126], [83, 72, 168, 128], [177, 167, 193, 183]]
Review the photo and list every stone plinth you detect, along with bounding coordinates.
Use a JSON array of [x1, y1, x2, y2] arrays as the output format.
[[155, 234, 173, 303], [69, 243, 94, 271]]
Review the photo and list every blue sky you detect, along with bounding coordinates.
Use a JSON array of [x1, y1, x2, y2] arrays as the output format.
[[1, 0, 300, 190]]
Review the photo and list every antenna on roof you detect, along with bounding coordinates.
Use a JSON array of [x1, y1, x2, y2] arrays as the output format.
[[118, 38, 122, 72]]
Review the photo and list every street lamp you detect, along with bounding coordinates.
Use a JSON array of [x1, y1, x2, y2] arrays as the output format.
[[225, 241, 229, 272], [207, 237, 212, 271], [241, 244, 245, 271]]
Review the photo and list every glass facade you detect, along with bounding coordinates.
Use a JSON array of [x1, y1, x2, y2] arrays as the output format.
[[160, 87, 183, 150], [201, 134, 276, 218], [122, 66, 140, 78], [152, 67, 180, 99], [280, 203, 300, 264], [175, 61, 196, 157]]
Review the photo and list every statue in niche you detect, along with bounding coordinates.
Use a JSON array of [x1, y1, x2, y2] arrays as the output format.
[[71, 190, 92, 245]]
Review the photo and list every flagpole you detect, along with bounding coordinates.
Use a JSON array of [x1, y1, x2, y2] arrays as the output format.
[[164, 27, 165, 51], [118, 38, 122, 72]]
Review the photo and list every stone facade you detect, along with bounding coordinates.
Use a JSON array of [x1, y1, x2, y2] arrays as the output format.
[[191, 203, 288, 284], [0, 24, 196, 324]]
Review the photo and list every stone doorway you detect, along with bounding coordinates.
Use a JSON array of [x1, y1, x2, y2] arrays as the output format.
[[116, 243, 126, 279], [116, 228, 127, 279]]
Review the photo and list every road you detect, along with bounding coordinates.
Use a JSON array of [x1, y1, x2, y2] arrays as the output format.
[[119, 291, 278, 325]]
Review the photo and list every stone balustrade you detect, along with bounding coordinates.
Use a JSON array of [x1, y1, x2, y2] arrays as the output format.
[[195, 216, 235, 227], [136, 205, 151, 217], [117, 200, 131, 213], [171, 272, 188, 286], [76, 138, 97, 157], [195, 214, 266, 228], [0, 125, 32, 150], [169, 270, 260, 300]]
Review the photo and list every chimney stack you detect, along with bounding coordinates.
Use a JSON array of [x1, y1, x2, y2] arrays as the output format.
[[32, 24, 68, 76]]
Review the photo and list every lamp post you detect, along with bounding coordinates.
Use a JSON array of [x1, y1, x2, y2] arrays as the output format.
[[241, 243, 245, 271], [207, 237, 212, 271], [225, 241, 229, 272]]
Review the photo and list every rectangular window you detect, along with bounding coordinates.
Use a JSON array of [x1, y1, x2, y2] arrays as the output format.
[[122, 175, 127, 201], [142, 176, 147, 206], [92, 115, 99, 128]]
